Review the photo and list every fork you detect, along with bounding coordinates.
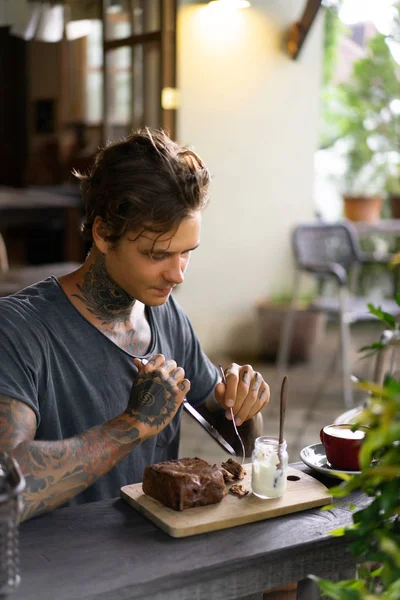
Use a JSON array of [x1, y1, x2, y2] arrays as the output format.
[[218, 364, 246, 465]]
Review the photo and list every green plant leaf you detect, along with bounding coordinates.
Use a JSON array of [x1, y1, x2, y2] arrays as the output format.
[[386, 578, 400, 600], [384, 376, 400, 395], [357, 565, 371, 579], [355, 380, 391, 397], [370, 565, 384, 578], [367, 304, 396, 328], [359, 342, 386, 353], [321, 503, 338, 511], [312, 575, 366, 599], [379, 536, 400, 567], [328, 526, 350, 537]]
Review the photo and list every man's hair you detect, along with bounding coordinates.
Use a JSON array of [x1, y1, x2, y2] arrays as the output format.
[[75, 128, 211, 245]]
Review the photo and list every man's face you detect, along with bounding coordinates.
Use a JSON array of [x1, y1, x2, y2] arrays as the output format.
[[102, 212, 202, 306]]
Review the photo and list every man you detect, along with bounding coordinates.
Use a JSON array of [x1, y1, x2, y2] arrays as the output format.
[[0, 129, 270, 522]]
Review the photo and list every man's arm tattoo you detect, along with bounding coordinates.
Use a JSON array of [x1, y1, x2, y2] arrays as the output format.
[[0, 396, 36, 451], [14, 421, 141, 521], [0, 396, 143, 521]]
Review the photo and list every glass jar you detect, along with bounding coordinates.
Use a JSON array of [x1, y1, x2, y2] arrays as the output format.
[[0, 453, 25, 595], [251, 436, 288, 499]]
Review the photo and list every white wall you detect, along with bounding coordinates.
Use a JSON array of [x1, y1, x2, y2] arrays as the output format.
[[176, 0, 323, 355]]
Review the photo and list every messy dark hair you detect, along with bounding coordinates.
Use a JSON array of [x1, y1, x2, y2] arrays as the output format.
[[75, 128, 211, 246]]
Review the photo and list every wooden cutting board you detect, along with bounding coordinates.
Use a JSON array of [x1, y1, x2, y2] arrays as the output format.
[[120, 465, 332, 538]]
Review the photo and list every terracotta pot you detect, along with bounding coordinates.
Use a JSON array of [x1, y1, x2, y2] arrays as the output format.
[[343, 195, 382, 222], [255, 302, 327, 363], [390, 195, 400, 219]]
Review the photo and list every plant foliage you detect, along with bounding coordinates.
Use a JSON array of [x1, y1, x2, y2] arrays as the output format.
[[320, 4, 400, 195], [312, 276, 400, 598]]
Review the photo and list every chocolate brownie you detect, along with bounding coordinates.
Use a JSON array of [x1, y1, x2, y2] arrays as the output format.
[[142, 457, 226, 511], [221, 458, 246, 480]]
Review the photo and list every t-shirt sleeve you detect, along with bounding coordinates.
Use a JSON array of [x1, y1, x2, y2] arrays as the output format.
[[179, 310, 219, 408], [0, 302, 42, 425]]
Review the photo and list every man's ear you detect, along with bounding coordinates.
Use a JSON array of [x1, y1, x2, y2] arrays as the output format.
[[92, 217, 110, 255]]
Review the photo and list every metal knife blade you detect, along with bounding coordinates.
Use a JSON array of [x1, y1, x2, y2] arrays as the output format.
[[183, 399, 237, 456]]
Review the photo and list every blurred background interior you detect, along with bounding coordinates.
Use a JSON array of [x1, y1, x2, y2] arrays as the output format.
[[0, 0, 399, 463]]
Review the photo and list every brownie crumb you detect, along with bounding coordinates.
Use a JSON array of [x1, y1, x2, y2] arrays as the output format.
[[221, 458, 246, 480], [220, 467, 235, 483], [230, 484, 250, 497]]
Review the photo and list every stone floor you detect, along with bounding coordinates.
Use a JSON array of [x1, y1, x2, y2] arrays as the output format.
[[179, 321, 384, 465]]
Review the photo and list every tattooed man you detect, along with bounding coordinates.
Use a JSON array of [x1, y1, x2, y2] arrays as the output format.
[[0, 129, 269, 521]]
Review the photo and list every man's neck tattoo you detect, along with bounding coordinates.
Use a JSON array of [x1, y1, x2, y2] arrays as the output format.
[[72, 256, 135, 327]]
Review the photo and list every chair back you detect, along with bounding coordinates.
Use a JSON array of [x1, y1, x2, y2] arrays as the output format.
[[292, 222, 361, 269]]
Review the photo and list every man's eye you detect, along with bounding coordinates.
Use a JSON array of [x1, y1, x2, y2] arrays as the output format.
[[149, 253, 166, 262]]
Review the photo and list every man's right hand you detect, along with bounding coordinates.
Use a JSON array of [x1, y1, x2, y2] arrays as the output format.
[[127, 354, 190, 435]]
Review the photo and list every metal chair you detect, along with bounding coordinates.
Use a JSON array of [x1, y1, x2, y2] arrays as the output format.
[[0, 233, 80, 297], [336, 328, 400, 423], [277, 222, 400, 408]]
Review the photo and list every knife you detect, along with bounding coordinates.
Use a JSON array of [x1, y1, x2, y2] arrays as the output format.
[[183, 399, 237, 456]]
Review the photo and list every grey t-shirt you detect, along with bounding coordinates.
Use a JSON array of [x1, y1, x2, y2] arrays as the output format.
[[0, 277, 218, 505]]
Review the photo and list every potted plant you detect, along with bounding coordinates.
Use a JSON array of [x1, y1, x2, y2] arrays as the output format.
[[336, 31, 399, 222], [311, 259, 400, 599], [255, 293, 326, 363], [321, 13, 400, 222], [343, 187, 383, 225]]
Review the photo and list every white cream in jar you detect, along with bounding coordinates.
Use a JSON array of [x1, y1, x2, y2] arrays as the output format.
[[251, 436, 288, 499]]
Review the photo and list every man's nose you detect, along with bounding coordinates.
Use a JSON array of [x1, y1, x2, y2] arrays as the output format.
[[164, 257, 185, 285]]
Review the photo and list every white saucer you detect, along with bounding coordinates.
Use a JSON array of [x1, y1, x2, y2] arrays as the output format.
[[300, 443, 361, 477]]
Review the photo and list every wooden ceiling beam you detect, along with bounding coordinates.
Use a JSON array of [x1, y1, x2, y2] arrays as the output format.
[[287, 0, 323, 60]]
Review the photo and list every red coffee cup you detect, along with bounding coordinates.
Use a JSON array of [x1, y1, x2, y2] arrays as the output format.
[[320, 424, 367, 471]]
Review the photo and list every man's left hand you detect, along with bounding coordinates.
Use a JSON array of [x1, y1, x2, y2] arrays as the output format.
[[214, 364, 270, 426]]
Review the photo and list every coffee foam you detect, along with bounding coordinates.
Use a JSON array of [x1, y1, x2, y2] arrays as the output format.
[[324, 425, 365, 440]]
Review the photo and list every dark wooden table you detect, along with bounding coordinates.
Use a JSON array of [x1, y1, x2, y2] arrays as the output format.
[[12, 463, 368, 600], [0, 185, 84, 262]]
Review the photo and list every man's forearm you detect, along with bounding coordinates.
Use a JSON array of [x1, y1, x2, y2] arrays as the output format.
[[197, 396, 263, 457], [13, 414, 144, 522]]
